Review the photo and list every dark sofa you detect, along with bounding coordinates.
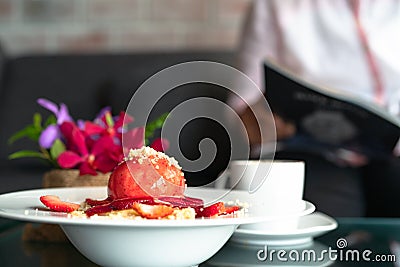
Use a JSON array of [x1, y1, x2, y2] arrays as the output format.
[[0, 50, 236, 194]]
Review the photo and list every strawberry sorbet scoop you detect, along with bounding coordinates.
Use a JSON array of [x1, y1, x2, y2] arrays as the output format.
[[108, 147, 185, 199]]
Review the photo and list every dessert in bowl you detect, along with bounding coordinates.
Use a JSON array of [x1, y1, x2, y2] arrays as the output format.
[[0, 147, 273, 267], [1, 186, 262, 267]]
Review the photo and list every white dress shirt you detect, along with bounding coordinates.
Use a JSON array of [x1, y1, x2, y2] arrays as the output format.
[[233, 0, 400, 116]]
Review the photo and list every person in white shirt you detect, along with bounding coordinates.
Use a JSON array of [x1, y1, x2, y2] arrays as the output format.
[[232, 0, 400, 217]]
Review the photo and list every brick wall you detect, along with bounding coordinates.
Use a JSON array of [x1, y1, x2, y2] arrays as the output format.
[[0, 0, 251, 55]]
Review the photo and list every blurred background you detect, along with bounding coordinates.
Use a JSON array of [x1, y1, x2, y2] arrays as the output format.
[[0, 0, 250, 55], [0, 0, 252, 193]]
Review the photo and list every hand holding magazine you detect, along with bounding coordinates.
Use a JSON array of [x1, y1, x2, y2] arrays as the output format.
[[262, 61, 400, 162]]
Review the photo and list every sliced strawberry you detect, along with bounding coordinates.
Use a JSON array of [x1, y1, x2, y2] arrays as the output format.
[[40, 195, 80, 213], [85, 203, 113, 217], [112, 196, 155, 210], [224, 205, 240, 214], [85, 196, 156, 217], [158, 196, 204, 208], [195, 202, 226, 218], [133, 203, 174, 219], [85, 197, 113, 207]]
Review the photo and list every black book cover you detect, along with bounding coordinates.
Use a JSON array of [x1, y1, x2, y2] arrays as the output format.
[[263, 61, 400, 160]]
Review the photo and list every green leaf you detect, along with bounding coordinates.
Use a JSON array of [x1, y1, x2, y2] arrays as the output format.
[[8, 125, 41, 144], [8, 113, 46, 145], [105, 112, 114, 127], [8, 127, 30, 144], [44, 115, 57, 127], [8, 150, 46, 160], [145, 113, 168, 140], [24, 125, 41, 141], [33, 113, 42, 130], [50, 139, 66, 160]]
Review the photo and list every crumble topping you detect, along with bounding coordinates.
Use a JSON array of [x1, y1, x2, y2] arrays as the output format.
[[70, 206, 196, 220], [125, 146, 181, 170]]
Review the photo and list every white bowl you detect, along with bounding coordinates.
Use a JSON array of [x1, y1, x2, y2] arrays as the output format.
[[0, 186, 281, 267], [62, 220, 236, 267]]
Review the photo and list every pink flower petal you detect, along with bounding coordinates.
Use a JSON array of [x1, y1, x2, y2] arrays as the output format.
[[94, 154, 118, 173], [84, 121, 105, 136], [91, 136, 116, 156], [57, 151, 83, 168], [150, 138, 170, 152], [60, 122, 88, 156], [123, 127, 144, 150], [79, 161, 98, 176], [115, 111, 133, 129], [106, 143, 123, 162]]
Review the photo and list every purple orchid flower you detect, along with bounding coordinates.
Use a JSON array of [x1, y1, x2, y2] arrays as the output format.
[[94, 106, 112, 122], [37, 98, 73, 149], [77, 119, 85, 130]]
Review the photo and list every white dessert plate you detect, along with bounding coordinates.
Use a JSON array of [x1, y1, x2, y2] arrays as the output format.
[[0, 186, 313, 267], [0, 187, 313, 226], [230, 212, 338, 246]]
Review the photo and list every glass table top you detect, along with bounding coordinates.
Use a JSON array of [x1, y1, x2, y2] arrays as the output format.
[[1, 217, 399, 267]]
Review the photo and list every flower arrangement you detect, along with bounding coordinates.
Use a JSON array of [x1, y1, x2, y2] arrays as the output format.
[[8, 98, 168, 176]]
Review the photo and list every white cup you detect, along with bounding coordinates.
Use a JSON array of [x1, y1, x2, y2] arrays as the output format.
[[217, 160, 306, 231]]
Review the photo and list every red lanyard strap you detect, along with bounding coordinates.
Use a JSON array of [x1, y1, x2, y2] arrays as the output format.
[[351, 0, 385, 104]]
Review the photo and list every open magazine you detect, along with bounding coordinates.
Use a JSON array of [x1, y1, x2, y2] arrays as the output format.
[[262, 61, 400, 161]]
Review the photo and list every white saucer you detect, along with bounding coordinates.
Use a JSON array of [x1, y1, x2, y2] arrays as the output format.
[[230, 212, 338, 246]]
